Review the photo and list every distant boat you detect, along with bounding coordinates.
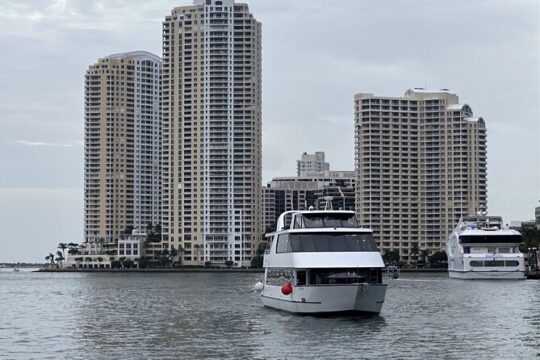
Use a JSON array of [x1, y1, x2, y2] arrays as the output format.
[[447, 213, 525, 280], [13, 267, 20, 272]]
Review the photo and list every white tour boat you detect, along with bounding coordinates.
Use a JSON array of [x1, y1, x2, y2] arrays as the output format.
[[261, 210, 387, 314], [447, 214, 525, 280]]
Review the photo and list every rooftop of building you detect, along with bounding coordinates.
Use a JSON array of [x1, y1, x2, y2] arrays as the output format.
[[355, 88, 460, 103], [103, 51, 161, 62]]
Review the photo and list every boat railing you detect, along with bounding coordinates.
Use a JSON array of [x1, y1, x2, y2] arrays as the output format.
[[459, 216, 503, 231]]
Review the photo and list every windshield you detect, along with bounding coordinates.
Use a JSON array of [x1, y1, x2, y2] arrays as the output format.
[[459, 235, 523, 244], [276, 232, 377, 253], [299, 213, 359, 228]]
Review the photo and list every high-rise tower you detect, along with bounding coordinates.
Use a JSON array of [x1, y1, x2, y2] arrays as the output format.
[[84, 51, 161, 243], [161, 0, 262, 266], [354, 89, 487, 262]]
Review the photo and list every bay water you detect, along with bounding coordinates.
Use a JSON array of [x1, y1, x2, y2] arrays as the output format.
[[0, 270, 538, 359]]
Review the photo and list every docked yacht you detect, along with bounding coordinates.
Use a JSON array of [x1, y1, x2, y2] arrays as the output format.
[[447, 214, 525, 279], [261, 210, 387, 314]]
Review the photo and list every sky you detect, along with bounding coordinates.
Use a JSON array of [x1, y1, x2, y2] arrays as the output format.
[[0, 0, 539, 262]]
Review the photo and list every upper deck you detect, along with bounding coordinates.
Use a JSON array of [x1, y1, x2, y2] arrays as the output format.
[[266, 210, 383, 268], [458, 215, 503, 231], [453, 215, 523, 244]]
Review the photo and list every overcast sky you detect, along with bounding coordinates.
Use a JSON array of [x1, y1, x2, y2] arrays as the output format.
[[0, 0, 539, 262]]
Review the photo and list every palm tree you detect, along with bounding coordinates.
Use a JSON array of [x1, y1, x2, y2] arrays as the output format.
[[169, 246, 179, 267], [410, 243, 420, 263], [420, 249, 429, 263], [123, 225, 134, 237], [45, 252, 55, 265], [161, 248, 170, 267], [55, 250, 65, 267], [58, 243, 68, 259]]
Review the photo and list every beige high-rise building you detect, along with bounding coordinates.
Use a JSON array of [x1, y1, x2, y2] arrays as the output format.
[[161, 0, 262, 266], [297, 151, 330, 176], [354, 89, 487, 262], [84, 51, 161, 243]]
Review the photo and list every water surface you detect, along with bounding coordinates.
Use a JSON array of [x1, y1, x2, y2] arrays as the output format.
[[0, 270, 538, 359]]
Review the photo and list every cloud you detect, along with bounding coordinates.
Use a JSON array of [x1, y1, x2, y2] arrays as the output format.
[[16, 140, 77, 148]]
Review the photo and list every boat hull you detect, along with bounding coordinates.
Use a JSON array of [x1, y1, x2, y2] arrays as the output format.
[[448, 270, 525, 280], [261, 283, 387, 314]]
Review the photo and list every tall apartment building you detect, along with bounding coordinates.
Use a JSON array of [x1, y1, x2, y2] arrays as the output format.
[[84, 51, 161, 243], [297, 151, 330, 176], [354, 89, 487, 262], [263, 171, 355, 232], [161, 0, 262, 266]]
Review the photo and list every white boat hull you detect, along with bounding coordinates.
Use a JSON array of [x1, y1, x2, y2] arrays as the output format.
[[448, 270, 525, 280], [261, 283, 387, 314]]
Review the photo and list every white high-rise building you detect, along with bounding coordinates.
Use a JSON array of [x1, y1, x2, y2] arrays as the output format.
[[354, 89, 487, 262], [84, 51, 161, 243], [161, 0, 262, 267], [297, 151, 330, 176]]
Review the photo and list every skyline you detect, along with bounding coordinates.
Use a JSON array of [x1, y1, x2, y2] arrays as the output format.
[[0, 0, 539, 262]]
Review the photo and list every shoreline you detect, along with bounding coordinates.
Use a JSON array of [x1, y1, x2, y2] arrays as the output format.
[[35, 268, 540, 278], [36, 268, 448, 274], [37, 267, 265, 273]]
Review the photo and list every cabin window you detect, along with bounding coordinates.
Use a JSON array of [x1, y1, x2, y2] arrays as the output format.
[[308, 268, 382, 285], [369, 268, 382, 283], [484, 260, 504, 267], [294, 215, 303, 229], [505, 260, 519, 266], [288, 232, 377, 252], [301, 213, 358, 228], [266, 269, 293, 285], [459, 235, 523, 244], [296, 271, 306, 286], [470, 261, 483, 267], [276, 234, 289, 253], [498, 247, 510, 253]]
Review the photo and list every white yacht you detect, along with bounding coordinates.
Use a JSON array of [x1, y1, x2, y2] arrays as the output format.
[[261, 210, 387, 314], [447, 214, 525, 280]]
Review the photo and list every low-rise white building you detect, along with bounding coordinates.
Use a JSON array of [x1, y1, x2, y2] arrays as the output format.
[[65, 232, 148, 269]]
